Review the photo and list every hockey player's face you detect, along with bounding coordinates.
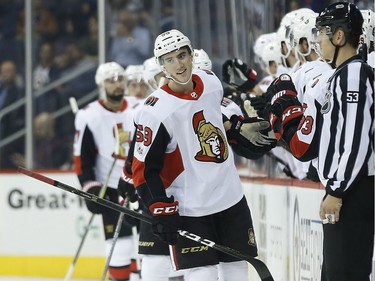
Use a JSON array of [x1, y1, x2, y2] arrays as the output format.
[[127, 79, 149, 99], [104, 75, 125, 101], [161, 48, 193, 83], [315, 27, 334, 61]]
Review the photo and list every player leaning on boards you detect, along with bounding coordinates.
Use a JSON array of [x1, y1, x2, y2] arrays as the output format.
[[130, 29, 275, 280], [73, 62, 140, 281], [263, 2, 374, 280]]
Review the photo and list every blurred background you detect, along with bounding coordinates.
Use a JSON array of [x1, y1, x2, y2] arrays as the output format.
[[0, 0, 371, 174]]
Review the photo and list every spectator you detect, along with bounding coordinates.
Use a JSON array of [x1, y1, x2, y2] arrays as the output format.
[[33, 0, 59, 44], [33, 42, 64, 114], [0, 60, 25, 169], [57, 43, 97, 102], [33, 112, 71, 169], [78, 15, 98, 61], [53, 43, 97, 148], [0, 0, 24, 67], [108, 8, 152, 68], [33, 42, 58, 90], [55, 0, 96, 42]]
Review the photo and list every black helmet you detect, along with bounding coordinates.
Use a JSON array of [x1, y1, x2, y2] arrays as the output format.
[[316, 2, 364, 37]]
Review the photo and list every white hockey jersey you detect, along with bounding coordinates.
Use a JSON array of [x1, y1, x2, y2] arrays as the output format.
[[270, 59, 333, 180], [73, 97, 140, 188], [291, 59, 332, 103], [132, 70, 244, 217]]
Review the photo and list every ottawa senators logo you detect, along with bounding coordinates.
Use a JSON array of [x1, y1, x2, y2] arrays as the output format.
[[192, 110, 228, 163], [112, 123, 131, 160], [144, 96, 159, 106]]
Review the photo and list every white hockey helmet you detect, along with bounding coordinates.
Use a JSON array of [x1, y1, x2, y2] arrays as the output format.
[[361, 9, 375, 47], [253, 32, 277, 64], [95, 61, 125, 86], [278, 8, 315, 58], [193, 49, 212, 71], [142, 56, 163, 89], [289, 12, 318, 58], [260, 41, 282, 75], [95, 62, 125, 98], [124, 65, 144, 85], [154, 29, 193, 64]]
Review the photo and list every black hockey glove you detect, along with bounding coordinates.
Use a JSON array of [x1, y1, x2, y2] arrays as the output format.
[[148, 196, 181, 245], [248, 95, 268, 119], [82, 181, 108, 214], [223, 87, 244, 106], [118, 177, 138, 203], [265, 74, 303, 141], [222, 58, 258, 92]]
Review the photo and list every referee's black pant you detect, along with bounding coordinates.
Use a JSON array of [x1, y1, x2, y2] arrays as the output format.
[[321, 176, 374, 281]]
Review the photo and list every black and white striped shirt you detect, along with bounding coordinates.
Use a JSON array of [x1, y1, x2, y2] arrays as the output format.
[[290, 55, 374, 196], [317, 55, 374, 195]]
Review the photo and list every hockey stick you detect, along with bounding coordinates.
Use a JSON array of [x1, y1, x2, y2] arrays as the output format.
[[69, 97, 79, 115], [63, 125, 120, 281], [101, 199, 127, 281], [18, 167, 274, 281], [129, 201, 141, 276]]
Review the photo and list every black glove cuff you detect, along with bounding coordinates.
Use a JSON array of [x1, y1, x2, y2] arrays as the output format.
[[238, 78, 257, 92]]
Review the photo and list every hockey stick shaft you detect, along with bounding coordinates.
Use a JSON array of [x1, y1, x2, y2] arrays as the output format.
[[18, 167, 274, 281], [101, 200, 127, 281], [69, 97, 79, 115], [129, 201, 141, 275]]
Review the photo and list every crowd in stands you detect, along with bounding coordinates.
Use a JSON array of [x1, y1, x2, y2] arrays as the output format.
[[0, 0, 158, 169]]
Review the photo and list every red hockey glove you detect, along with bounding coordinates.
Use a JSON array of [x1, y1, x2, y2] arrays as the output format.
[[265, 74, 303, 140], [82, 181, 108, 214], [148, 196, 181, 245], [222, 58, 258, 92]]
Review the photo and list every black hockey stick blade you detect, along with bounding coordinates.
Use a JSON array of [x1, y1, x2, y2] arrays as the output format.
[[18, 167, 274, 281]]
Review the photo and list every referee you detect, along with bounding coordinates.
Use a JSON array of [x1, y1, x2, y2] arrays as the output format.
[[314, 3, 374, 281], [263, 2, 374, 280]]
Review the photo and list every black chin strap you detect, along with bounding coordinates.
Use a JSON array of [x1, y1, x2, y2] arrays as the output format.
[[331, 45, 340, 68], [329, 35, 346, 68]]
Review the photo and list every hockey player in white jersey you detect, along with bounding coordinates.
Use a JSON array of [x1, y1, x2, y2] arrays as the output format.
[[277, 8, 317, 73], [360, 9, 375, 68], [275, 11, 333, 180], [73, 62, 140, 281], [256, 41, 284, 94], [120, 57, 187, 281], [131, 29, 275, 281], [124, 64, 150, 100], [142, 56, 167, 91]]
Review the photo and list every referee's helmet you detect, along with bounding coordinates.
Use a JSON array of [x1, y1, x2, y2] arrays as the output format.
[[316, 2, 363, 38]]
